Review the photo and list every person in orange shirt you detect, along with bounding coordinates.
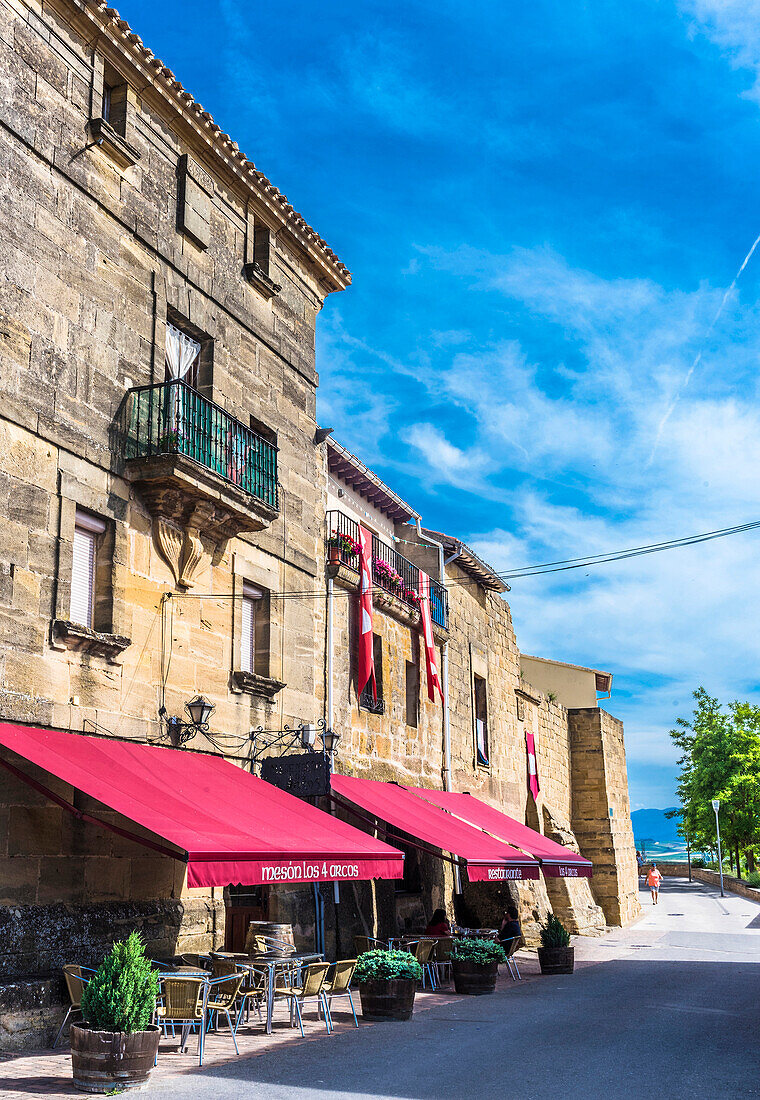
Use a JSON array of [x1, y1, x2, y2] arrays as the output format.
[[647, 863, 663, 904]]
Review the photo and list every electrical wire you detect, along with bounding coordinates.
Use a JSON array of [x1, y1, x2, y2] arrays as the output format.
[[155, 516, 760, 602]]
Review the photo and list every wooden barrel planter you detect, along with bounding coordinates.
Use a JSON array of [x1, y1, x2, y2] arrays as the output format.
[[537, 946, 574, 975], [358, 978, 416, 1020], [245, 921, 296, 957], [452, 959, 499, 995], [70, 1024, 160, 1093]]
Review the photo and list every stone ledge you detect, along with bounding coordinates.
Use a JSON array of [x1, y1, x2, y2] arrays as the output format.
[[231, 671, 286, 701], [51, 621, 131, 663], [125, 452, 279, 542], [88, 117, 140, 169], [243, 261, 282, 300]]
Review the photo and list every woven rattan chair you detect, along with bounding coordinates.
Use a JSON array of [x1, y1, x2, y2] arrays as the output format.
[[233, 967, 267, 1034], [324, 959, 358, 1027], [180, 953, 210, 970], [432, 937, 454, 985], [353, 935, 387, 955], [500, 936, 523, 981], [52, 965, 95, 1048], [157, 976, 207, 1065], [407, 939, 437, 990], [279, 961, 332, 1037], [205, 972, 245, 1050]]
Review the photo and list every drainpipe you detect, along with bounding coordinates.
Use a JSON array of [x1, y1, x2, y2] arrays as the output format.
[[415, 520, 462, 894]]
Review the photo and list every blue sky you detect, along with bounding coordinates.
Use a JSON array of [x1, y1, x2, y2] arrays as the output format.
[[121, 0, 760, 809]]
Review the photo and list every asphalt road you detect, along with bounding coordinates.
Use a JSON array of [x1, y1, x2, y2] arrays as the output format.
[[150, 878, 760, 1100]]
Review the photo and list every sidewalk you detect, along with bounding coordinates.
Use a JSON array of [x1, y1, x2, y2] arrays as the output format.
[[0, 953, 541, 1098]]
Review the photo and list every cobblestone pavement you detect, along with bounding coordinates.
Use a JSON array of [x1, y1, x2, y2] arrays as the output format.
[[2, 878, 759, 1099]]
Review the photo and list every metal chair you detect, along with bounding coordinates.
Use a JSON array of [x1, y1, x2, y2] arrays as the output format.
[[432, 937, 454, 985], [407, 939, 437, 990], [324, 959, 358, 1027], [156, 976, 207, 1065], [52, 965, 95, 1048], [353, 935, 387, 955], [500, 936, 523, 981], [279, 961, 332, 1037], [205, 972, 245, 1049], [234, 967, 267, 1034]]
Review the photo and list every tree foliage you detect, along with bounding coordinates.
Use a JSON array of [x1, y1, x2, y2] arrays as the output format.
[[670, 688, 760, 863], [81, 931, 159, 1033]]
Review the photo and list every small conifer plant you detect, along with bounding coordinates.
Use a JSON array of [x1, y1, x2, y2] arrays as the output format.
[[540, 913, 571, 949], [80, 931, 160, 1033]]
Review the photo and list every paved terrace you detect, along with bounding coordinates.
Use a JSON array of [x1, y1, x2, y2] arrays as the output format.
[[1, 878, 759, 1099]]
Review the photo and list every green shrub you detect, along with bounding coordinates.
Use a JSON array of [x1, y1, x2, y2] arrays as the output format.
[[353, 949, 422, 983], [451, 937, 506, 965], [691, 858, 705, 868], [81, 932, 160, 1033], [745, 871, 760, 888], [540, 913, 571, 949]]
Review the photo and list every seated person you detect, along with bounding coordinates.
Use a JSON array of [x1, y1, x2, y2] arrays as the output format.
[[425, 908, 452, 936], [499, 905, 522, 945]]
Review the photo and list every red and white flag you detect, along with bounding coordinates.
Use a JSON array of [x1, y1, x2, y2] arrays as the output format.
[[418, 570, 443, 703], [357, 524, 376, 702], [526, 730, 540, 801]]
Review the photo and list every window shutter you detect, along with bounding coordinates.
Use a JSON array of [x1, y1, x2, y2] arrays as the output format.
[[71, 526, 96, 628], [240, 595, 254, 673]]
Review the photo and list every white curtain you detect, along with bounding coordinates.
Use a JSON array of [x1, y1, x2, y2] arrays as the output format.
[[165, 323, 201, 442], [165, 322, 201, 380]]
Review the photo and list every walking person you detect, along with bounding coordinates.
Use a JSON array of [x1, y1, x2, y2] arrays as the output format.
[[636, 850, 645, 882], [647, 862, 663, 904]]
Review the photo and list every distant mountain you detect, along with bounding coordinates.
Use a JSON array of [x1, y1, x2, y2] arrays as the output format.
[[631, 807, 682, 848]]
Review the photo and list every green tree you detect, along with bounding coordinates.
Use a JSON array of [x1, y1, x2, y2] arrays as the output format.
[[670, 688, 760, 875]]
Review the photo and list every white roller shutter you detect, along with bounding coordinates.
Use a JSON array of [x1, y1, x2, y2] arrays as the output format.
[[70, 526, 96, 627], [70, 511, 106, 629], [240, 582, 263, 673]]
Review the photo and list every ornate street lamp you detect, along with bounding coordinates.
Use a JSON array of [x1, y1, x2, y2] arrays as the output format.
[[159, 695, 215, 746], [321, 725, 340, 755]]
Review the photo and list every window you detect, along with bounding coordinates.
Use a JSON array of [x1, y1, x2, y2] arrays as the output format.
[[474, 674, 489, 766], [405, 661, 418, 728], [165, 321, 201, 389], [70, 511, 106, 628], [359, 633, 384, 714], [240, 582, 263, 674], [101, 63, 128, 136]]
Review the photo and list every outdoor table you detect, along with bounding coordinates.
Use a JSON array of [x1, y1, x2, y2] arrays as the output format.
[[241, 952, 324, 1035]]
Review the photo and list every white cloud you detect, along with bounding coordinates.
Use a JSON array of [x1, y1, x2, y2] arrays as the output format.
[[680, 0, 760, 102]]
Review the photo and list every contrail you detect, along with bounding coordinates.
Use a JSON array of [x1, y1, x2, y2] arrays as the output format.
[[648, 232, 760, 463]]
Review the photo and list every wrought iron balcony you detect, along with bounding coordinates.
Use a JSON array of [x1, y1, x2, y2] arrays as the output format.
[[326, 510, 448, 629], [123, 380, 279, 511]]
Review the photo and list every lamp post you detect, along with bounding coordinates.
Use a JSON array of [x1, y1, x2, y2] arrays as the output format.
[[711, 798, 724, 897]]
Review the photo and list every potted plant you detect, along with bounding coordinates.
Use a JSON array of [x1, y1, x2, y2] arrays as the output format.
[[71, 931, 161, 1093], [450, 937, 506, 995], [537, 913, 574, 974], [354, 949, 422, 1021], [327, 530, 360, 565]]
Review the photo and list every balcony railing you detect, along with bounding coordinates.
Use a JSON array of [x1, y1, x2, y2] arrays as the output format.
[[326, 510, 448, 629], [123, 380, 279, 511]]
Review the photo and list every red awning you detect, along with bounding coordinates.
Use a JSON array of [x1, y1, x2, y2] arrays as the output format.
[[330, 774, 540, 881], [411, 788, 592, 878], [0, 723, 403, 887]]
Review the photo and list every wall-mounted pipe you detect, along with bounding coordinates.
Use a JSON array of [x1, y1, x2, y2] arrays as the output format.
[[415, 519, 461, 893]]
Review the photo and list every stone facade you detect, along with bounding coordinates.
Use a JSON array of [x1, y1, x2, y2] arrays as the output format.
[[0, 0, 639, 1049], [0, 0, 345, 1046]]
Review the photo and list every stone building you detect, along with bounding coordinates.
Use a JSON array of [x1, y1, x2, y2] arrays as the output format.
[[0, 0, 350, 1046], [322, 444, 640, 947], [0, 0, 639, 1049]]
